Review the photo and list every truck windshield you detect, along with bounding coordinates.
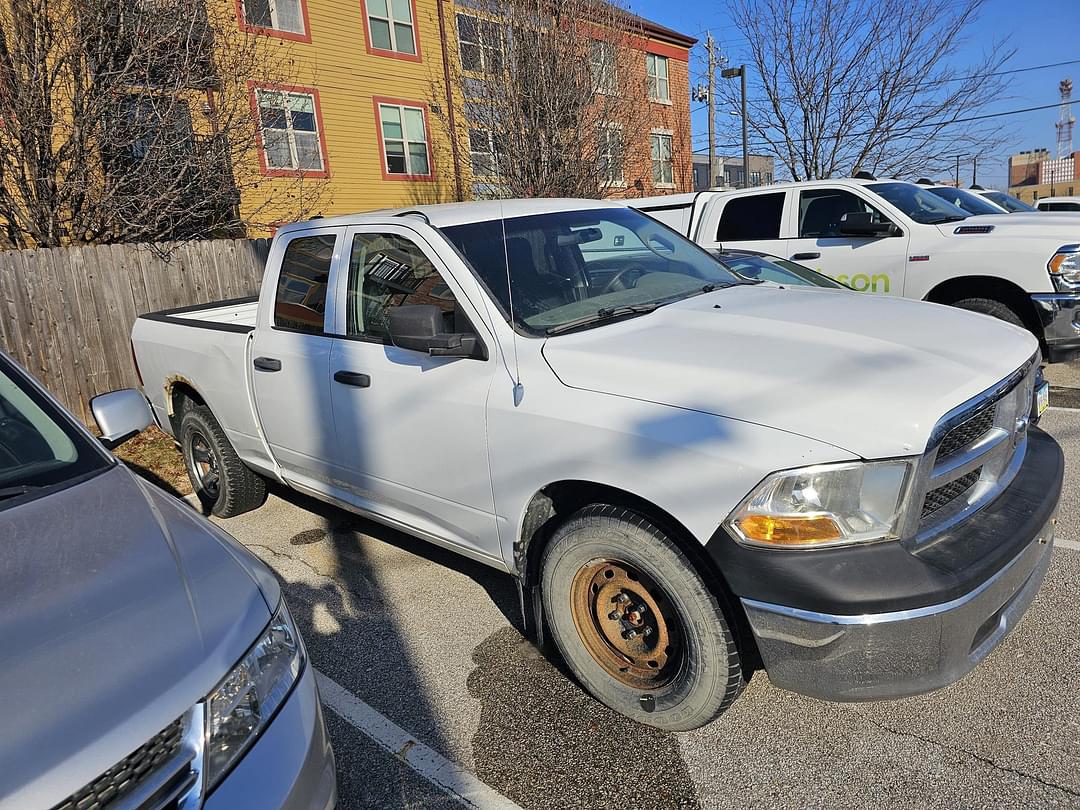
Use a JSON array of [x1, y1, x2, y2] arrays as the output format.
[[983, 191, 1036, 212], [0, 357, 110, 507], [924, 186, 1006, 216], [867, 182, 972, 224], [441, 207, 743, 335]]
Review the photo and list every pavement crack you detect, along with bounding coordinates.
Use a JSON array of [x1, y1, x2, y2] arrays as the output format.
[[858, 713, 1080, 799]]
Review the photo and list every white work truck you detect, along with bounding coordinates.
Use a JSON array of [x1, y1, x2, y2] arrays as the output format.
[[629, 177, 1080, 362], [132, 199, 1061, 731]]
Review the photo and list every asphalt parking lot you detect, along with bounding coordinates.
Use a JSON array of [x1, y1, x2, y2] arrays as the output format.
[[202, 402, 1080, 809]]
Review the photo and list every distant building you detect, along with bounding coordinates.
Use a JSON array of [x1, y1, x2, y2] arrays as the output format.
[[692, 154, 774, 190], [1007, 148, 1080, 202]]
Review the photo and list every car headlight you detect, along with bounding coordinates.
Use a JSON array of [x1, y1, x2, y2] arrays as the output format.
[[1048, 244, 1080, 290], [725, 459, 914, 549], [204, 601, 303, 790]]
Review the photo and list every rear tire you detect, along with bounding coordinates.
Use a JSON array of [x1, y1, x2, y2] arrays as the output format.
[[179, 405, 266, 517], [953, 297, 1025, 328], [541, 504, 744, 731]]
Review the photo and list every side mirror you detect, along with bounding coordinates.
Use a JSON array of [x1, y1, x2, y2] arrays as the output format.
[[388, 305, 485, 360], [838, 211, 897, 237], [91, 389, 153, 449]]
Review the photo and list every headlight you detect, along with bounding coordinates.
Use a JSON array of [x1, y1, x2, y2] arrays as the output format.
[[1048, 244, 1080, 290], [204, 601, 303, 790], [726, 459, 914, 549]]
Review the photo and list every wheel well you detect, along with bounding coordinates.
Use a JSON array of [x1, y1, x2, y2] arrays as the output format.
[[924, 276, 1041, 335], [517, 480, 761, 670], [167, 381, 206, 435]]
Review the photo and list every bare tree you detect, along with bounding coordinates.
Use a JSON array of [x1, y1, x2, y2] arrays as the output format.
[[722, 0, 1015, 181], [0, 0, 326, 248], [434, 0, 672, 199]]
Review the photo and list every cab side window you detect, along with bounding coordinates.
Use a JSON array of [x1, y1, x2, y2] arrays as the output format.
[[273, 234, 335, 334], [798, 189, 888, 238], [345, 232, 473, 340], [715, 192, 784, 241]]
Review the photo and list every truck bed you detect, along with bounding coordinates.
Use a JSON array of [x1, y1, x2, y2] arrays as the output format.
[[138, 296, 259, 332]]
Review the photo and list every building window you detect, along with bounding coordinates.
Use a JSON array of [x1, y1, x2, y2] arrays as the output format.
[[378, 102, 430, 176], [765, 172, 773, 184], [750, 170, 761, 186], [650, 132, 673, 186], [241, 0, 305, 36], [457, 13, 502, 74], [256, 89, 325, 172], [590, 40, 616, 94], [646, 54, 670, 102], [598, 126, 623, 184], [365, 0, 417, 56], [469, 128, 502, 177]]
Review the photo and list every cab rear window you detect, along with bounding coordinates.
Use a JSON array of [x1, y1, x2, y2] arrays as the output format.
[[273, 234, 336, 334], [715, 193, 784, 241]]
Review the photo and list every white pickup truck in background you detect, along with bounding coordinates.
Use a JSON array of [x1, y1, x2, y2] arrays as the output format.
[[132, 199, 1060, 731], [629, 176, 1080, 362]]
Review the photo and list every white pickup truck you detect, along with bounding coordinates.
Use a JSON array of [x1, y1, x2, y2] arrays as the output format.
[[629, 176, 1080, 362], [132, 199, 1061, 731]]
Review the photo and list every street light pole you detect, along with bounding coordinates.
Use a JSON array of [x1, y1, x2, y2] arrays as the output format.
[[722, 64, 749, 188]]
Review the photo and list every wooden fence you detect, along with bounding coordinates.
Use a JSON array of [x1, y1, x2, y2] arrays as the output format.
[[0, 238, 270, 423]]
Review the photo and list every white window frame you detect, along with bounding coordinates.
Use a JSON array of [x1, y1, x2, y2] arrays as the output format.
[[646, 53, 670, 103], [598, 125, 624, 185], [456, 13, 502, 74], [378, 102, 431, 176], [242, 0, 305, 35], [590, 40, 617, 95], [366, 0, 416, 55], [650, 130, 675, 188], [468, 128, 499, 178], [256, 89, 324, 172]]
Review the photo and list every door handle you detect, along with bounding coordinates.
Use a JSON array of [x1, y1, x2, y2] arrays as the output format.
[[253, 356, 281, 372], [791, 252, 821, 261], [333, 370, 371, 388]]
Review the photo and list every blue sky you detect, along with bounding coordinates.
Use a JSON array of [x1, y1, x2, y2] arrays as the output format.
[[627, 0, 1080, 189]]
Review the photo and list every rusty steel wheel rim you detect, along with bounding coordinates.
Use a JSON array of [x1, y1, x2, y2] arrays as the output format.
[[569, 558, 683, 690]]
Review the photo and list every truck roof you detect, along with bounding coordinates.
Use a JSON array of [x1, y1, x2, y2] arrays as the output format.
[[277, 197, 625, 235]]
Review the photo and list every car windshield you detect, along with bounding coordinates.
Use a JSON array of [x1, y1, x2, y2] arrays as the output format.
[[925, 186, 1005, 215], [867, 182, 972, 224], [0, 356, 110, 505], [716, 252, 846, 288], [441, 207, 743, 334], [984, 191, 1035, 212]]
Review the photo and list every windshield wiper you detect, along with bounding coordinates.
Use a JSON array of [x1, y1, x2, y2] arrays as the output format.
[[0, 484, 40, 501], [926, 214, 968, 224], [545, 303, 662, 335]]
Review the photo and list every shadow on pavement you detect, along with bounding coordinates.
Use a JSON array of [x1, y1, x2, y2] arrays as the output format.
[[467, 627, 700, 809]]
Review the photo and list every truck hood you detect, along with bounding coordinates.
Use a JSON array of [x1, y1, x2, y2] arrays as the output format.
[[937, 212, 1080, 240], [0, 465, 276, 807], [541, 285, 1037, 459]]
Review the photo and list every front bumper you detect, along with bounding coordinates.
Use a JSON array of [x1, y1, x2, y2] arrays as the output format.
[[710, 427, 1063, 702], [204, 665, 337, 810], [1031, 292, 1080, 362]]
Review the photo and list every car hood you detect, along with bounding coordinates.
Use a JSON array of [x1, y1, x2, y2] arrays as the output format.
[[0, 465, 277, 808], [541, 285, 1037, 459], [937, 212, 1080, 239]]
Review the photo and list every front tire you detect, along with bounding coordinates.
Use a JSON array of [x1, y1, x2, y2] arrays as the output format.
[[953, 297, 1025, 328], [541, 504, 744, 731], [180, 405, 266, 517]]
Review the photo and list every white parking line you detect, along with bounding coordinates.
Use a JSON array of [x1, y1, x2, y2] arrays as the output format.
[[1055, 538, 1080, 551], [315, 670, 523, 810]]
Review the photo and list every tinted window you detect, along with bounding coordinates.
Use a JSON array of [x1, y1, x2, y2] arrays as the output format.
[[718, 252, 844, 288], [983, 191, 1035, 212], [1042, 202, 1080, 212], [925, 186, 1004, 215], [866, 182, 969, 224], [274, 234, 335, 334], [715, 193, 784, 241], [0, 358, 110, 505], [798, 189, 889, 237], [346, 233, 467, 341]]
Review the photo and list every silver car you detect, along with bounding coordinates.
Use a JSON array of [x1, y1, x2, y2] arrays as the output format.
[[0, 352, 336, 809]]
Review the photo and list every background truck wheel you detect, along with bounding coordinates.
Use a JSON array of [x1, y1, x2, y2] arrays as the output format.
[[541, 504, 745, 731], [953, 297, 1025, 328], [180, 405, 266, 517]]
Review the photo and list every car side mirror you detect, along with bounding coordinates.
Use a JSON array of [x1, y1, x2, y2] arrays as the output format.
[[388, 304, 486, 360], [838, 211, 897, 237], [91, 389, 153, 449]]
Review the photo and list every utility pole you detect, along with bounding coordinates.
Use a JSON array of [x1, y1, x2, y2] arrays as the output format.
[[972, 155, 978, 187], [955, 154, 960, 188], [706, 34, 716, 189], [721, 64, 749, 188]]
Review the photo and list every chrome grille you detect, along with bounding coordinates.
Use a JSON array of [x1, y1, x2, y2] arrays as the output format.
[[921, 467, 982, 519], [53, 710, 199, 810], [937, 407, 995, 459]]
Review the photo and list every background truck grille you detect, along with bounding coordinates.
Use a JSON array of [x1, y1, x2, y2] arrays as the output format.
[[53, 718, 185, 810], [921, 467, 982, 519], [937, 406, 995, 459]]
